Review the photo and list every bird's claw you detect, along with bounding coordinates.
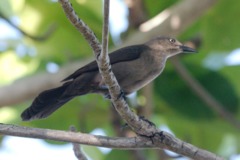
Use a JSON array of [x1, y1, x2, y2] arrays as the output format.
[[104, 88, 126, 100], [117, 89, 126, 100]]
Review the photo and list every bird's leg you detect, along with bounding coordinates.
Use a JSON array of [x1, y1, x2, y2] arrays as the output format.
[[98, 85, 108, 90], [104, 94, 111, 99], [95, 85, 111, 99], [103, 87, 127, 100]]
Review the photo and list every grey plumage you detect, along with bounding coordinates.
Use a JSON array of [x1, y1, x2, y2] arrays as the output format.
[[21, 36, 196, 121]]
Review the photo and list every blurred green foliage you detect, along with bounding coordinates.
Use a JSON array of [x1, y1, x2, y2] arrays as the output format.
[[0, 0, 240, 159]]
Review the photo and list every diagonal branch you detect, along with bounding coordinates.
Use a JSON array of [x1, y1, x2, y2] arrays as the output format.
[[97, 0, 157, 136], [59, 0, 157, 137], [171, 56, 240, 129]]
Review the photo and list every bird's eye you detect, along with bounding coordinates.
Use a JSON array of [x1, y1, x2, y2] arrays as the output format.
[[169, 38, 176, 43]]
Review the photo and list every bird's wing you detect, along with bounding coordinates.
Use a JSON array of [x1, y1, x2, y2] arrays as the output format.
[[62, 45, 148, 81]]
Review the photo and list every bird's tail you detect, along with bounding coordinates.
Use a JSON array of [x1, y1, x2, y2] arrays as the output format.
[[21, 83, 73, 121]]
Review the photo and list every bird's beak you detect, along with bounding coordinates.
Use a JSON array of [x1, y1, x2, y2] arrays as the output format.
[[180, 45, 197, 53]]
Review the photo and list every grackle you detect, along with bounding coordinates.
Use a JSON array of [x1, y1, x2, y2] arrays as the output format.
[[21, 36, 196, 121]]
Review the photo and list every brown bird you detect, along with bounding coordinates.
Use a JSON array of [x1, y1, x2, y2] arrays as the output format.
[[21, 36, 196, 121]]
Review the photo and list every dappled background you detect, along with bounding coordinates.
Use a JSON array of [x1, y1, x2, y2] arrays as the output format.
[[0, 0, 240, 159]]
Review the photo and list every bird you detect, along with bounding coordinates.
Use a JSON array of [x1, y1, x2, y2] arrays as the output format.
[[21, 36, 196, 121]]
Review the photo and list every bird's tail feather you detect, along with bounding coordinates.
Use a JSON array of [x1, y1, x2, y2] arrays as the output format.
[[21, 84, 73, 121]]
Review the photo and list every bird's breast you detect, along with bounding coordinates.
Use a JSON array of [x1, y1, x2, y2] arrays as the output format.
[[125, 65, 164, 93], [113, 56, 165, 94]]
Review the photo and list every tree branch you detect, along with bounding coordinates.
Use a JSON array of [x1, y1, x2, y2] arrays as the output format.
[[0, 123, 223, 160]]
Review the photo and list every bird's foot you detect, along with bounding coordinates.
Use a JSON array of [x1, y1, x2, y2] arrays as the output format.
[[104, 94, 111, 99], [105, 89, 127, 100], [117, 89, 127, 100]]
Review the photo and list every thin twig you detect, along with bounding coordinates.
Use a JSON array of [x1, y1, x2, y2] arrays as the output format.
[[99, 0, 110, 61], [69, 126, 88, 160]]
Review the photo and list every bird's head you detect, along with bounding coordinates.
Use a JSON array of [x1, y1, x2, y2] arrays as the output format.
[[145, 36, 197, 58]]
